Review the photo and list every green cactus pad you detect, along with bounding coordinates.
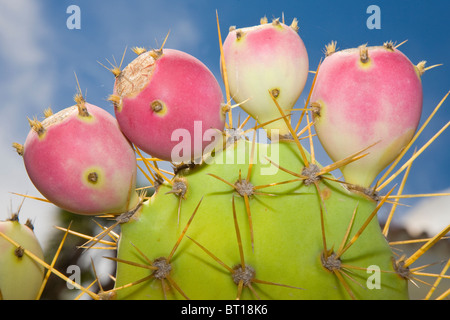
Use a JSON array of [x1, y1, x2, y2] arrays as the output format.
[[114, 139, 408, 300]]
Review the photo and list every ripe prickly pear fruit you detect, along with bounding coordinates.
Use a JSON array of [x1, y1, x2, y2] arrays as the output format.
[[113, 140, 408, 300], [111, 48, 225, 163], [310, 43, 423, 188], [222, 17, 309, 137], [0, 215, 44, 300], [18, 100, 139, 215]]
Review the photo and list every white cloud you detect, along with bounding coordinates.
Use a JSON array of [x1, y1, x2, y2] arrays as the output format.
[[0, 0, 58, 250], [0, 1, 47, 65], [0, 0, 55, 114], [401, 187, 450, 238]]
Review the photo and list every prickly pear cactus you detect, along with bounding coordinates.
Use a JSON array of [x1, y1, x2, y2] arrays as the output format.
[[109, 17, 413, 300], [7, 13, 450, 301]]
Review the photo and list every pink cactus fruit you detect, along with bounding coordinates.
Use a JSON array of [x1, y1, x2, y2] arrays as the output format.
[[0, 215, 44, 300], [222, 17, 309, 137], [110, 48, 225, 163], [16, 99, 139, 216], [310, 42, 423, 188]]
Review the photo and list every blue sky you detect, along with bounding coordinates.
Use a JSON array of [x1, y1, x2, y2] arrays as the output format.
[[1, 0, 449, 247]]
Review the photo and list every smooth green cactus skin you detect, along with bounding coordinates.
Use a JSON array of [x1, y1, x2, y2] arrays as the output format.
[[114, 139, 408, 300]]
